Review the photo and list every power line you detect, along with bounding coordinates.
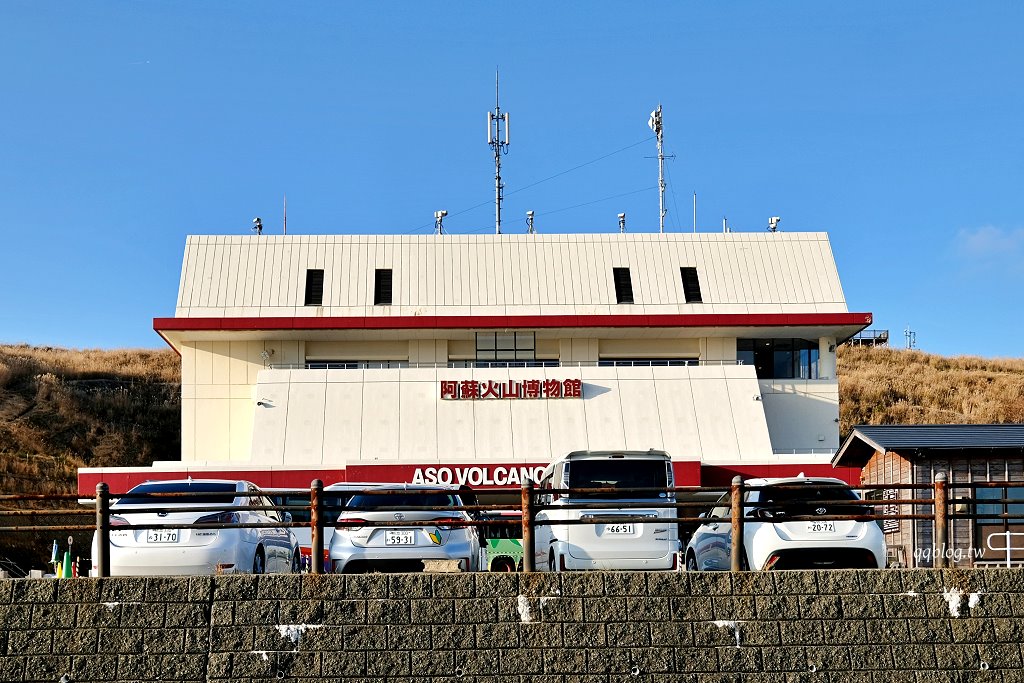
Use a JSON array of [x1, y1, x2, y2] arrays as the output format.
[[534, 186, 657, 218], [402, 136, 656, 234], [505, 136, 655, 197], [665, 160, 683, 232]]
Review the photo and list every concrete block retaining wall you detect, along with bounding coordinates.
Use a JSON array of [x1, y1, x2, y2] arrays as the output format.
[[1, 569, 1022, 682]]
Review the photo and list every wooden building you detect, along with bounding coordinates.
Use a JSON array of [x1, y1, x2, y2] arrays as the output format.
[[834, 424, 1024, 568]]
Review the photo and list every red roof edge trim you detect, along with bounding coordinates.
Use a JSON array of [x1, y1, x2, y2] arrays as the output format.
[[154, 312, 873, 332]]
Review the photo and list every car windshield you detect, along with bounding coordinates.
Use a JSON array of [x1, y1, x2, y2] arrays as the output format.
[[480, 515, 523, 539], [345, 492, 459, 509], [569, 459, 667, 498], [270, 493, 351, 524], [116, 482, 238, 505]]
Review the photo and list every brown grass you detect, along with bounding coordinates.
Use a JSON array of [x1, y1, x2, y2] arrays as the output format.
[[0, 344, 180, 492], [838, 345, 1024, 435]]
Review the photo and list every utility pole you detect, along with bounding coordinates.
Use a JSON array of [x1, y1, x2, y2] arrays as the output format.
[[648, 105, 666, 233]]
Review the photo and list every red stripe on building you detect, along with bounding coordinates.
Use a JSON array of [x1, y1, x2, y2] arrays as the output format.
[[154, 312, 872, 333]]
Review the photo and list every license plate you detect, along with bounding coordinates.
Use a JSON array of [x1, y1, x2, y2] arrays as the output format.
[[603, 524, 634, 534], [807, 521, 836, 533], [385, 530, 415, 545], [147, 529, 179, 543]]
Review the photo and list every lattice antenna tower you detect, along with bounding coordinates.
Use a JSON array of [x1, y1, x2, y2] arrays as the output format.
[[904, 324, 917, 350], [488, 71, 510, 234]]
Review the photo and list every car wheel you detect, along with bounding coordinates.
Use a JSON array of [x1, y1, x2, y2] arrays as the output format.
[[685, 552, 698, 572], [252, 548, 266, 575], [291, 551, 301, 574], [491, 557, 515, 572]]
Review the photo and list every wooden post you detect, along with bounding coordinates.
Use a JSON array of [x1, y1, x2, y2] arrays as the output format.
[[730, 476, 745, 572], [521, 480, 535, 573], [311, 479, 324, 574], [95, 483, 110, 578], [934, 472, 948, 569]]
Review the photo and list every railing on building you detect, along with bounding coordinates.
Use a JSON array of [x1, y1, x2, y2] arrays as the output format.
[[848, 329, 890, 347], [271, 359, 743, 370]]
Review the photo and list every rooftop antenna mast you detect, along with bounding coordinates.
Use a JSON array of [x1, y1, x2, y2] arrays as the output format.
[[488, 70, 510, 234], [648, 105, 667, 233]]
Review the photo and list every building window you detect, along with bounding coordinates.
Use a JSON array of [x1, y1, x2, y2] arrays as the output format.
[[680, 267, 702, 303], [374, 269, 393, 305], [598, 358, 698, 367], [304, 269, 324, 306], [613, 268, 633, 304], [737, 338, 820, 379], [476, 332, 535, 362], [975, 485, 1024, 562], [304, 360, 409, 369]]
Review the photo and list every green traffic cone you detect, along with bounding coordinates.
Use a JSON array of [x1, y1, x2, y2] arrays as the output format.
[[62, 551, 72, 579]]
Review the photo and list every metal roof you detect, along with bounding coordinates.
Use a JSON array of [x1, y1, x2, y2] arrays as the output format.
[[833, 424, 1024, 468]]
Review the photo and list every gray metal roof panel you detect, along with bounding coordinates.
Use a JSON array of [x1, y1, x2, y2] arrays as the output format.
[[852, 424, 1024, 449]]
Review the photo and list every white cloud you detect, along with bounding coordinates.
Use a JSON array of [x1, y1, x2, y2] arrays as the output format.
[[955, 225, 1024, 276], [957, 225, 1024, 259]]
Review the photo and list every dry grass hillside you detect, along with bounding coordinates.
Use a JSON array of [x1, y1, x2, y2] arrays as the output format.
[[837, 345, 1024, 433], [0, 344, 180, 574]]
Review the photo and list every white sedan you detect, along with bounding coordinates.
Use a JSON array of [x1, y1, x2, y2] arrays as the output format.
[[685, 476, 886, 571], [91, 479, 300, 576]]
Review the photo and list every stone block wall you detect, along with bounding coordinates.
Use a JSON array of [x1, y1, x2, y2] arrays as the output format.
[[1, 569, 1023, 682]]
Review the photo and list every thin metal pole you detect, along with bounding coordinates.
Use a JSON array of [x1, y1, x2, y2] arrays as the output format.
[[934, 472, 948, 569], [95, 483, 110, 578], [730, 476, 745, 572], [521, 480, 535, 573], [311, 479, 324, 575]]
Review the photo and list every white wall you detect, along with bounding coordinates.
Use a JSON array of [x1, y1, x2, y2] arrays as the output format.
[[246, 365, 776, 465]]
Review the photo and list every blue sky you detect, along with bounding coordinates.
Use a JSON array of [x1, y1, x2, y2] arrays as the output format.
[[1, 3, 1021, 358]]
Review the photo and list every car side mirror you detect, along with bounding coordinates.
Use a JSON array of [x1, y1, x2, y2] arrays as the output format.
[[697, 512, 707, 519], [282, 512, 293, 524]]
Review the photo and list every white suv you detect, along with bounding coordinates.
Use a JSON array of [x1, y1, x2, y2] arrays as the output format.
[[685, 476, 886, 571]]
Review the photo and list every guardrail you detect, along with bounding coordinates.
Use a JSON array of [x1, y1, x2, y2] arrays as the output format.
[[7, 473, 1024, 576]]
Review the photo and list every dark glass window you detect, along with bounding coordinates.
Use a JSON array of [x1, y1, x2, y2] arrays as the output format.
[[568, 459, 668, 499], [304, 269, 324, 306], [613, 268, 633, 304], [476, 332, 535, 362], [680, 267, 702, 303], [737, 338, 820, 379], [347, 493, 458, 509], [373, 269, 392, 305], [117, 482, 237, 505], [975, 486, 1024, 562]]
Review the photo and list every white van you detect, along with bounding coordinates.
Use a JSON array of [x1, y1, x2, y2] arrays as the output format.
[[533, 450, 679, 571]]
